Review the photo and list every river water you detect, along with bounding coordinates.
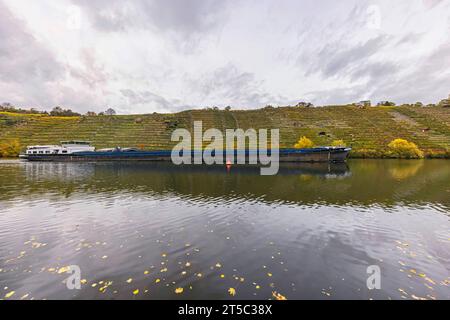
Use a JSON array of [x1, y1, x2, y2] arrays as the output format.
[[0, 159, 448, 300]]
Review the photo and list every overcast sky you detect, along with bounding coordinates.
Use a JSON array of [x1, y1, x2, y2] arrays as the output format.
[[1, 0, 449, 114]]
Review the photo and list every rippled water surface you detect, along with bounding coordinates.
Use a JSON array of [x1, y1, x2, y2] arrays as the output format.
[[0, 159, 449, 300]]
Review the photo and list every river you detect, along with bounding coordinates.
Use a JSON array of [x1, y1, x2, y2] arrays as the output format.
[[0, 159, 448, 300]]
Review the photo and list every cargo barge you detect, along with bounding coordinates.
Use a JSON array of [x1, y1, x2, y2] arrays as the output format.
[[19, 141, 351, 163]]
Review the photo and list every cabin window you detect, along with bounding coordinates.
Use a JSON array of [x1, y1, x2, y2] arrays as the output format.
[[45, 151, 51, 154], [33, 151, 37, 154], [39, 151, 43, 154], [62, 150, 68, 154]]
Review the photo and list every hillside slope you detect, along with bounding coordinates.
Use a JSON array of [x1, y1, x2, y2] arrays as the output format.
[[1, 105, 449, 158]]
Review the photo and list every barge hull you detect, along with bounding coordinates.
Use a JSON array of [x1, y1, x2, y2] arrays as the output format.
[[21, 148, 351, 163]]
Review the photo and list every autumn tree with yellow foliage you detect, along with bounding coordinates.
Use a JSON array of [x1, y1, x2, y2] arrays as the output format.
[[0, 139, 21, 157], [294, 136, 314, 149], [387, 138, 424, 159]]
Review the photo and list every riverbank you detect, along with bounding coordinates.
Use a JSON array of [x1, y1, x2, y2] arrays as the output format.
[[1, 105, 449, 158]]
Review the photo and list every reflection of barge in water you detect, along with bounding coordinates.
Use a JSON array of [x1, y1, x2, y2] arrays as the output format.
[[20, 141, 351, 163]]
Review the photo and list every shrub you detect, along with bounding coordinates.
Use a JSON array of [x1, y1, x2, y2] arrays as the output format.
[[387, 138, 424, 159], [294, 136, 314, 149], [331, 139, 346, 147], [0, 139, 21, 157]]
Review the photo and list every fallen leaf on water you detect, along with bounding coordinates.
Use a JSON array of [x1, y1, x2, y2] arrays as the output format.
[[267, 273, 272, 277], [272, 291, 287, 300], [161, 253, 167, 257], [126, 278, 133, 283], [133, 289, 139, 295], [144, 270, 149, 275], [215, 263, 222, 268], [255, 285, 260, 290], [398, 288, 408, 296], [220, 274, 225, 278], [155, 279, 161, 283], [80, 279, 87, 284], [57, 266, 70, 274], [160, 268, 168, 272], [5, 291, 15, 299], [20, 293, 29, 300], [228, 288, 236, 296], [101, 255, 108, 259], [175, 287, 184, 294], [185, 262, 191, 267], [48, 268, 56, 272], [197, 273, 202, 278]]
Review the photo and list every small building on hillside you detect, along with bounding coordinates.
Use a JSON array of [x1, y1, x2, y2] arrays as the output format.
[[354, 100, 371, 107]]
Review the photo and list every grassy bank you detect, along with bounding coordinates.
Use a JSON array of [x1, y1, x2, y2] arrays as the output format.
[[1, 105, 449, 158]]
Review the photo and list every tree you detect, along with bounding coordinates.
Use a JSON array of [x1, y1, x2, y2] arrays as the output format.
[[104, 108, 116, 115], [387, 138, 424, 159], [294, 136, 314, 149], [0, 139, 21, 158], [50, 106, 80, 116]]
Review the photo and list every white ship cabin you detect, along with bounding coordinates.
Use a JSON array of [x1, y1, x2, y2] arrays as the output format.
[[25, 141, 95, 155]]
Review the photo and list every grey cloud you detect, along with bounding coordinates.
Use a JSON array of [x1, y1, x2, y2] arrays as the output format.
[[73, 0, 228, 34], [120, 89, 190, 113], [306, 35, 388, 79], [190, 64, 287, 108], [69, 49, 108, 89], [0, 1, 63, 84], [371, 42, 450, 104], [350, 61, 399, 83]]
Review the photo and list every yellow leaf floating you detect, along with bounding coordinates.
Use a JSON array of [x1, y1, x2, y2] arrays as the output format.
[[215, 263, 222, 268], [126, 278, 133, 283], [57, 266, 70, 274], [228, 288, 236, 296], [5, 291, 15, 299], [133, 289, 139, 295], [220, 274, 225, 278], [144, 270, 149, 275], [272, 291, 287, 300], [160, 268, 168, 272], [255, 285, 260, 289], [80, 279, 87, 284], [267, 273, 273, 277], [175, 287, 184, 294], [155, 279, 161, 283]]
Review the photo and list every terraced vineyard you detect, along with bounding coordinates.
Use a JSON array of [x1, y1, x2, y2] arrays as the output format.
[[1, 105, 449, 157]]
